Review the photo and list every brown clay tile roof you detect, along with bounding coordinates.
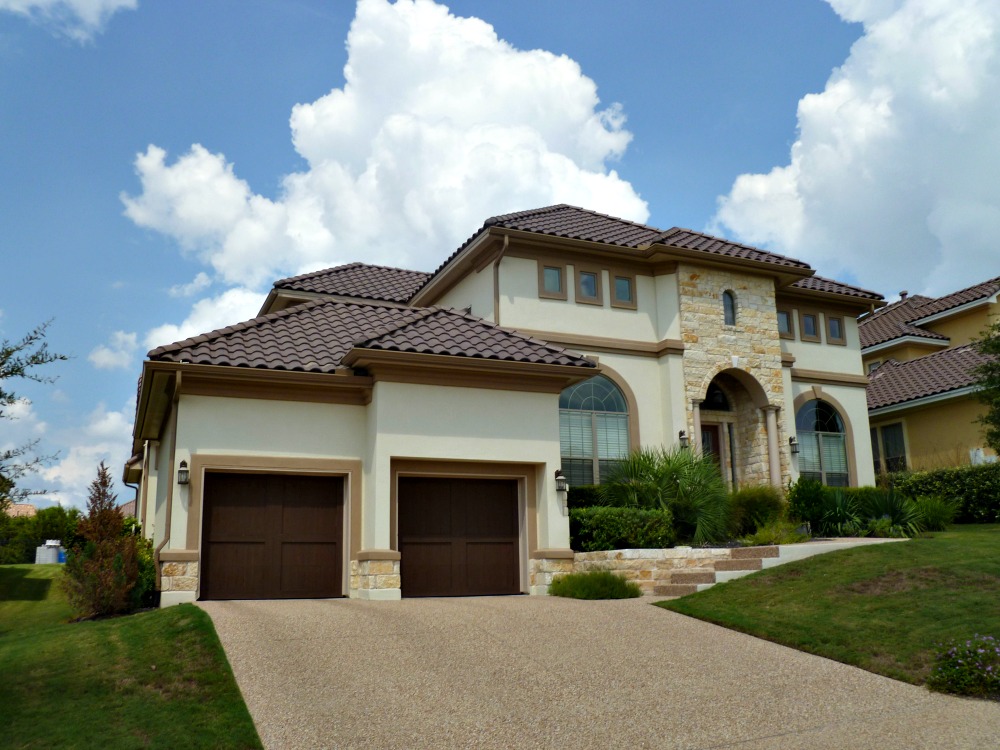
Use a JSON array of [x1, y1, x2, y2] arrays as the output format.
[[859, 277, 1000, 349], [789, 275, 883, 300], [357, 309, 594, 366], [148, 300, 594, 372], [867, 344, 988, 410], [273, 263, 431, 303], [426, 204, 814, 285]]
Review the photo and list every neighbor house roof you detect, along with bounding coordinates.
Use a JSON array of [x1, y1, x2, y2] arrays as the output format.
[[867, 344, 988, 410], [148, 300, 595, 372], [273, 263, 431, 303], [859, 277, 1000, 349], [788, 275, 883, 301]]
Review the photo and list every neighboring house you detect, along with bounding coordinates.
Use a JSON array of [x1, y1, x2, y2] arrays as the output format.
[[7, 503, 37, 518], [125, 204, 881, 606], [118, 498, 137, 518], [860, 277, 1000, 472]]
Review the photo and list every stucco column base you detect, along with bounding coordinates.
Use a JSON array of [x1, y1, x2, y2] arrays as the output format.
[[160, 590, 197, 607], [350, 552, 402, 599]]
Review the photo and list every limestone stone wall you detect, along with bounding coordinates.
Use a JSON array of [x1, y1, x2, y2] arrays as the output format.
[[160, 561, 198, 593], [574, 547, 733, 595], [529, 557, 574, 594], [677, 263, 787, 486], [350, 558, 401, 596]]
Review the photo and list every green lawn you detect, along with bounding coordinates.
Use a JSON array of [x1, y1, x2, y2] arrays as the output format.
[[659, 525, 1000, 685], [0, 564, 262, 750]]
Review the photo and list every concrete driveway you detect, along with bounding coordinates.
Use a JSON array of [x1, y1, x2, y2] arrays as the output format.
[[201, 596, 1000, 749]]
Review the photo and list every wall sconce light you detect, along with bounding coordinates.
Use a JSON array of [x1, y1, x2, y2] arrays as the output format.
[[789, 436, 800, 455], [177, 460, 190, 485], [554, 469, 569, 514], [678, 430, 690, 449]]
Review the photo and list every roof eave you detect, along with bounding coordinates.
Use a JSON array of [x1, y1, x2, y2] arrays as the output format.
[[861, 335, 950, 356], [909, 293, 999, 327], [778, 286, 886, 311], [869, 384, 980, 416], [409, 228, 503, 306]]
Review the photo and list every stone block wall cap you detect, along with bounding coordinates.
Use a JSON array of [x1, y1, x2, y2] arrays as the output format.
[[531, 548, 575, 559], [158, 550, 200, 562], [356, 549, 402, 561]]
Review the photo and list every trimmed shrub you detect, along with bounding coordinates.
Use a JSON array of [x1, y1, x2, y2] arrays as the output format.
[[728, 484, 785, 537], [569, 506, 675, 552], [912, 495, 959, 531], [927, 634, 1000, 699], [566, 484, 607, 509], [62, 463, 143, 619], [786, 478, 827, 529], [894, 463, 1000, 523], [600, 446, 730, 544], [548, 571, 642, 599]]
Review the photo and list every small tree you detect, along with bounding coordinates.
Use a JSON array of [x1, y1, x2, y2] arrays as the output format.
[[63, 463, 140, 618], [0, 321, 68, 511], [973, 319, 1000, 454]]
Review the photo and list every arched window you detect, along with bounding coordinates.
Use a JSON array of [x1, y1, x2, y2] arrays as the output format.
[[795, 399, 849, 487], [723, 290, 737, 325], [559, 375, 629, 485]]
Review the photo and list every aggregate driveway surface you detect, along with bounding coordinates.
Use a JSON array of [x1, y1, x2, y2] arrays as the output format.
[[201, 597, 1000, 749]]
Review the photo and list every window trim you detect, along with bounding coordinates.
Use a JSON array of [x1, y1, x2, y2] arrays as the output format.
[[792, 391, 857, 486], [776, 307, 795, 340], [574, 264, 604, 306], [537, 260, 568, 301], [799, 309, 822, 343], [610, 269, 637, 310], [826, 314, 846, 346], [558, 371, 637, 484], [872, 421, 908, 474]]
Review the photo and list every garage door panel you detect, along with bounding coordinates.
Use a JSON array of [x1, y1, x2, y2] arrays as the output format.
[[202, 542, 269, 599], [398, 477, 520, 597], [201, 472, 344, 600]]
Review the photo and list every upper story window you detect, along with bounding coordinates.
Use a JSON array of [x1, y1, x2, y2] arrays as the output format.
[[827, 315, 846, 345], [867, 360, 881, 374], [777, 309, 794, 339], [723, 290, 737, 325], [538, 261, 568, 301], [576, 266, 602, 306], [559, 375, 629, 485], [800, 311, 821, 342], [611, 271, 637, 310], [795, 399, 849, 487]]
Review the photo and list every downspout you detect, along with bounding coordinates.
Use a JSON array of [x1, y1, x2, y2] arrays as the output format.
[[153, 372, 182, 591], [493, 232, 508, 325]]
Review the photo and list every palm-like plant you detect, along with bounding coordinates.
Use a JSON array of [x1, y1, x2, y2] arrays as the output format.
[[599, 446, 729, 545]]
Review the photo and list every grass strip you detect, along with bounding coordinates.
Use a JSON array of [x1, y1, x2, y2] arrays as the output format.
[[0, 564, 262, 749], [658, 525, 1000, 685]]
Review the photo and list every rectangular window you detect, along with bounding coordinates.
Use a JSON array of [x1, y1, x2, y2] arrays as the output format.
[[827, 315, 846, 345], [611, 271, 637, 310], [867, 360, 881, 374], [777, 309, 794, 339], [800, 312, 821, 342], [870, 427, 881, 476], [575, 265, 603, 306], [881, 423, 907, 472], [538, 261, 567, 300]]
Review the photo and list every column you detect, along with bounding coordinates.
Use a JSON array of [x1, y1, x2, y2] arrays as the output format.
[[764, 405, 782, 488], [692, 399, 703, 452]]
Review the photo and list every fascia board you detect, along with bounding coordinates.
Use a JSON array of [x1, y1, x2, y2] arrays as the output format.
[[862, 336, 950, 355], [868, 385, 980, 417]]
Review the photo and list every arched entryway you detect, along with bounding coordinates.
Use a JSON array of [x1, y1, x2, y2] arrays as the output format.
[[694, 369, 782, 488]]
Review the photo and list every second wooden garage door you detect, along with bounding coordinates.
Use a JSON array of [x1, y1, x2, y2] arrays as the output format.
[[398, 477, 520, 597], [201, 472, 344, 600]]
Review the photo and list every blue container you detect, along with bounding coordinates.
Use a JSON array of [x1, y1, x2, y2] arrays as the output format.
[[57, 549, 67, 564]]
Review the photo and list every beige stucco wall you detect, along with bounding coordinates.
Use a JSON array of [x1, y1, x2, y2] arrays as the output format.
[[497, 256, 660, 341], [863, 342, 944, 367], [872, 396, 992, 470], [783, 313, 864, 374], [434, 263, 496, 321], [365, 380, 565, 555], [924, 302, 996, 348]]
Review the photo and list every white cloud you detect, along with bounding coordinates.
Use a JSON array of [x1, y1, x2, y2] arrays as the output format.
[[168, 271, 212, 298], [122, 0, 647, 299], [712, 0, 1000, 296], [144, 287, 264, 351], [0, 0, 136, 42], [88, 330, 138, 370]]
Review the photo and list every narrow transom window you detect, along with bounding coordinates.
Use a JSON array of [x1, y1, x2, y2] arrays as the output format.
[[723, 290, 736, 325], [559, 375, 629, 485], [795, 399, 848, 487]]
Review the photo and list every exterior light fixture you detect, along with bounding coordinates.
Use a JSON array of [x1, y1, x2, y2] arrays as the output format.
[[177, 460, 190, 485], [678, 430, 690, 449], [789, 436, 800, 455], [554, 469, 569, 496]]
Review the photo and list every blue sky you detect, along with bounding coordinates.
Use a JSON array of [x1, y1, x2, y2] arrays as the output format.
[[2, 0, 998, 508]]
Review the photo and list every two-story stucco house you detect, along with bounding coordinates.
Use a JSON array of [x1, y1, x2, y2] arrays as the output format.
[[124, 204, 882, 606]]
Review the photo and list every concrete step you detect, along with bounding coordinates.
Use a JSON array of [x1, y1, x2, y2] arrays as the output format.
[[714, 558, 762, 572], [714, 568, 758, 583], [653, 583, 699, 596], [670, 570, 716, 584], [696, 583, 716, 592]]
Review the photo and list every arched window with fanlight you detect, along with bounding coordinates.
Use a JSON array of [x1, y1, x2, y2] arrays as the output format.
[[723, 290, 737, 325], [795, 399, 849, 487], [559, 375, 630, 485]]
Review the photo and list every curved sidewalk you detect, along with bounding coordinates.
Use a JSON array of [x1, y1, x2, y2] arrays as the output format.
[[202, 596, 1000, 749]]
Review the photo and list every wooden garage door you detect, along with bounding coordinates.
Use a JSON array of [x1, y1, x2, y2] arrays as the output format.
[[201, 473, 344, 600], [398, 477, 520, 597]]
